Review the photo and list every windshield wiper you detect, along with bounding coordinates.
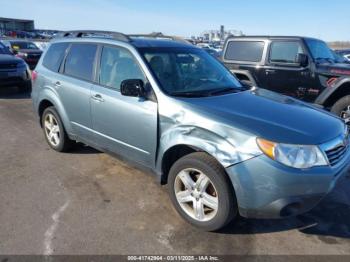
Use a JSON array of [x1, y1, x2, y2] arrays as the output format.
[[170, 91, 210, 97], [208, 87, 246, 96], [170, 87, 245, 98]]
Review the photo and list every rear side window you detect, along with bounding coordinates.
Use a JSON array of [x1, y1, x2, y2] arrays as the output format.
[[224, 41, 265, 62], [269, 41, 304, 64], [43, 43, 69, 72], [64, 43, 97, 81]]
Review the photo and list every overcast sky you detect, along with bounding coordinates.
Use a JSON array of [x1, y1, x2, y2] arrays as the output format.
[[0, 0, 349, 41]]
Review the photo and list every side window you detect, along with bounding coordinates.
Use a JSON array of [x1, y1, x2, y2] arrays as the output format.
[[224, 41, 265, 62], [99, 46, 146, 91], [269, 41, 304, 64], [64, 43, 97, 81], [42, 43, 69, 72]]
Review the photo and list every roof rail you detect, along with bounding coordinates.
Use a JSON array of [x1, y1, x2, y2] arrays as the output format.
[[129, 32, 190, 44], [56, 30, 131, 42]]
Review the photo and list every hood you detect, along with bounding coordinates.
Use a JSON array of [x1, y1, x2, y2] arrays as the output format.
[[317, 62, 350, 76], [0, 54, 23, 64], [180, 88, 345, 145]]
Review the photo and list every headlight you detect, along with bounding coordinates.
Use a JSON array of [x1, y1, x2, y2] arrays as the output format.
[[256, 138, 328, 169]]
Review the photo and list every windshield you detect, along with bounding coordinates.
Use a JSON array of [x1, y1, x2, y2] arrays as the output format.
[[10, 41, 39, 50], [140, 47, 243, 97], [305, 39, 336, 63]]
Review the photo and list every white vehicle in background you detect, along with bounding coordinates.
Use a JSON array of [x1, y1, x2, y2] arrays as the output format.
[[197, 42, 222, 53]]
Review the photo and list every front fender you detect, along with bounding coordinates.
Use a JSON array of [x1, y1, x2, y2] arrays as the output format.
[[315, 78, 350, 105], [156, 125, 262, 171], [36, 87, 74, 135]]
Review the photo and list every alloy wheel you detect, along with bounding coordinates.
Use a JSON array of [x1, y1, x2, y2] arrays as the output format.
[[44, 113, 61, 147], [174, 168, 219, 222]]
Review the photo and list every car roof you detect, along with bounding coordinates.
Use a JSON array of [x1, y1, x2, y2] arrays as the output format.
[[129, 37, 194, 48], [226, 35, 321, 41], [49, 31, 196, 49]]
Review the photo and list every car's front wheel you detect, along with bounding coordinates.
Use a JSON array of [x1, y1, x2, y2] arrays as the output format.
[[331, 95, 350, 125], [42, 107, 73, 152], [168, 152, 237, 231]]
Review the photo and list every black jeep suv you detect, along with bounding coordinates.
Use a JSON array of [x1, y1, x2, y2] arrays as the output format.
[[222, 36, 350, 122]]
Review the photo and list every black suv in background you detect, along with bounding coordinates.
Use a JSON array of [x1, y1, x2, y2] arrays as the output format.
[[222, 36, 350, 122], [0, 42, 32, 92], [1, 39, 42, 69]]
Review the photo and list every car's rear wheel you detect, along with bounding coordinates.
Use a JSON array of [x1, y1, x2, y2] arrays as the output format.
[[42, 107, 73, 152], [331, 95, 350, 125], [168, 152, 237, 231]]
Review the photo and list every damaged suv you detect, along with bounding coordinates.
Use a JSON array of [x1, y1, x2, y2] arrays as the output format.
[[32, 31, 350, 231]]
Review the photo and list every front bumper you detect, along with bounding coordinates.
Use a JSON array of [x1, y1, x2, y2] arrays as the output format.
[[0, 67, 31, 87], [226, 147, 350, 219]]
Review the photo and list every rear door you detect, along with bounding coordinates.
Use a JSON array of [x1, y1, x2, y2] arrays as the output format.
[[57, 42, 98, 141], [264, 40, 313, 100], [90, 45, 158, 167]]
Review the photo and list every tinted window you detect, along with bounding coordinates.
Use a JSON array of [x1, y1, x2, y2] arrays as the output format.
[[225, 41, 265, 62], [99, 46, 145, 91], [43, 43, 69, 72], [269, 41, 304, 64], [64, 43, 97, 81]]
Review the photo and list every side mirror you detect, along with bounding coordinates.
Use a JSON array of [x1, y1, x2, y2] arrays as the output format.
[[120, 79, 145, 97], [296, 53, 308, 67]]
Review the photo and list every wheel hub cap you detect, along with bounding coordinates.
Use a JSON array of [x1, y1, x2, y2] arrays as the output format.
[[341, 106, 350, 125], [44, 113, 60, 146], [174, 168, 218, 222]]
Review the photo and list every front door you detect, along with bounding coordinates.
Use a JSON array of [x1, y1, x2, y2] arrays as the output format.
[[264, 40, 313, 101], [90, 45, 158, 167]]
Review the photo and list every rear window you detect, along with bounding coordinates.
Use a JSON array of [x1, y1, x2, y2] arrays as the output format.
[[63, 43, 97, 81], [224, 41, 265, 62], [42, 43, 69, 72]]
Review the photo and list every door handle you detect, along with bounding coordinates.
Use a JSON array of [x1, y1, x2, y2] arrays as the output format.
[[54, 81, 61, 87], [91, 94, 105, 102], [265, 69, 276, 74]]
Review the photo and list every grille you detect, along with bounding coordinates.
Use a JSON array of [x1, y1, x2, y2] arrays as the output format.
[[0, 63, 17, 69], [325, 142, 349, 166]]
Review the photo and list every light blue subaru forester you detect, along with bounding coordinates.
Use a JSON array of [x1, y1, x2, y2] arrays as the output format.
[[32, 31, 350, 231]]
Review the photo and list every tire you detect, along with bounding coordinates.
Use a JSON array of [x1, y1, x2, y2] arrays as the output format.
[[41, 107, 74, 152], [331, 95, 350, 123], [168, 152, 237, 231]]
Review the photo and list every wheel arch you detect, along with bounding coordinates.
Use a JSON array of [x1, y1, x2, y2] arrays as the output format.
[[36, 90, 73, 134], [317, 80, 350, 107], [156, 125, 260, 185]]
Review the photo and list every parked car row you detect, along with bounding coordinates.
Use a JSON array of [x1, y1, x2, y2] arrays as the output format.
[[335, 49, 350, 62], [30, 31, 350, 231], [1, 39, 43, 70], [0, 41, 32, 91]]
